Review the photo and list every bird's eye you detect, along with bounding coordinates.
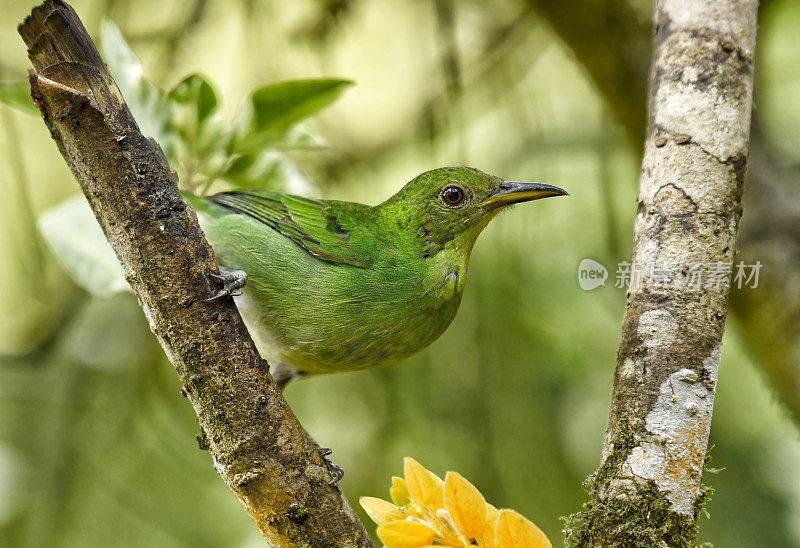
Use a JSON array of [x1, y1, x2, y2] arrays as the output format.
[[441, 186, 465, 206]]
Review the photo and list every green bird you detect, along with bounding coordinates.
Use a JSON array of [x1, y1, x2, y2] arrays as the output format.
[[185, 167, 566, 388]]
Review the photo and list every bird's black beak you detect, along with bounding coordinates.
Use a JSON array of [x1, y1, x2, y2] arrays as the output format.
[[479, 181, 569, 209]]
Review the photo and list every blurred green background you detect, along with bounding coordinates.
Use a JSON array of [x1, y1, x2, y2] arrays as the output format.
[[1, 0, 799, 546]]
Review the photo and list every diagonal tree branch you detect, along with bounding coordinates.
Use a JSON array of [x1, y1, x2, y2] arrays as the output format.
[[18, 1, 373, 546], [565, 0, 758, 545]]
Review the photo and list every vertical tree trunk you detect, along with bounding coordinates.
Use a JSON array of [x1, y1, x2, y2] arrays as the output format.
[[565, 1, 758, 545], [529, 0, 800, 428]]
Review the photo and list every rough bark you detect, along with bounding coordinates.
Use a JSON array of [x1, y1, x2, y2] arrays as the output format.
[[528, 0, 800, 426], [564, 1, 758, 546], [18, 2, 373, 546]]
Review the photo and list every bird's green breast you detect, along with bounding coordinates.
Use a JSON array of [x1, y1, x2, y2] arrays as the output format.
[[202, 212, 469, 374]]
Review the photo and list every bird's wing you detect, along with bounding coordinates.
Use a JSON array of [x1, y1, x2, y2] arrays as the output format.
[[206, 190, 374, 268]]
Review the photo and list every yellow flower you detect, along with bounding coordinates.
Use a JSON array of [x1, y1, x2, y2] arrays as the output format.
[[360, 457, 551, 548]]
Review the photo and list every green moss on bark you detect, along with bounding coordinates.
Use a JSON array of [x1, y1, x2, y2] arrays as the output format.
[[564, 482, 697, 547], [563, 420, 713, 547]]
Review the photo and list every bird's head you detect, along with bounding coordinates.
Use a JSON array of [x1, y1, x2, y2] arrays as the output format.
[[377, 166, 567, 255]]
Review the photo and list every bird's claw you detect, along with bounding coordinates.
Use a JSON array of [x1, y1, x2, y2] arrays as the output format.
[[308, 442, 344, 484], [317, 447, 344, 484], [307, 436, 344, 483], [206, 267, 247, 302]]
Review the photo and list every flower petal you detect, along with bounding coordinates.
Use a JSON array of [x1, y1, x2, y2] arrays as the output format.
[[480, 504, 501, 548], [494, 509, 551, 548], [444, 471, 487, 542], [359, 496, 405, 525], [391, 476, 412, 507], [377, 520, 440, 548], [404, 457, 444, 511]]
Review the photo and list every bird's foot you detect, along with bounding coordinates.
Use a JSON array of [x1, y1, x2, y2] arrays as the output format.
[[309, 440, 344, 484], [319, 447, 345, 484], [206, 266, 247, 302]]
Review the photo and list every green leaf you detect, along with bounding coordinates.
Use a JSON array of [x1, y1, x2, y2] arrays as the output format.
[[169, 74, 218, 124], [94, 25, 344, 196], [167, 77, 228, 193], [101, 20, 171, 145], [247, 79, 353, 136], [38, 197, 129, 298], [223, 150, 316, 195], [0, 82, 38, 115]]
